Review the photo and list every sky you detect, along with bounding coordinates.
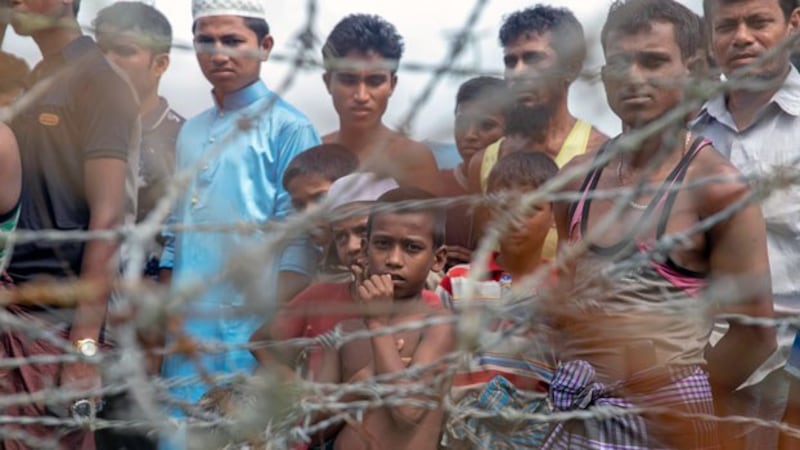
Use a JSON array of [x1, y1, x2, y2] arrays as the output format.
[[2, 0, 704, 143]]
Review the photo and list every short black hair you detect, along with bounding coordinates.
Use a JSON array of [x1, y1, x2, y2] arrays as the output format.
[[244, 17, 270, 42], [367, 187, 445, 249], [703, 0, 796, 21], [282, 143, 359, 190], [94, 2, 173, 54], [487, 151, 559, 194], [499, 5, 586, 78], [455, 76, 509, 113], [322, 14, 404, 72], [192, 17, 270, 42], [603, 0, 702, 62]]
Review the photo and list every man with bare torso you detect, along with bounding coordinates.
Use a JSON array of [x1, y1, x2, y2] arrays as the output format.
[[321, 14, 441, 195]]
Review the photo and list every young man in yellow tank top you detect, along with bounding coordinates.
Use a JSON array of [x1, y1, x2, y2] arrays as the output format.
[[467, 5, 607, 258]]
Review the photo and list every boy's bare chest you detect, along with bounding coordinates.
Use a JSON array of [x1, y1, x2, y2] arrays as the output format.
[[339, 316, 426, 381]]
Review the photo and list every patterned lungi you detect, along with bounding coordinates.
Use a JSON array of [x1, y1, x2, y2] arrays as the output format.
[[0, 301, 95, 450], [542, 360, 720, 449]]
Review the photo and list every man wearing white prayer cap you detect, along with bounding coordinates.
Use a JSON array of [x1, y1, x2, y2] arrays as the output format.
[[158, 1, 321, 447], [192, 0, 268, 20]]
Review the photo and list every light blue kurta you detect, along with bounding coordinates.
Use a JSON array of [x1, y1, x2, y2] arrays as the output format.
[[159, 80, 320, 418]]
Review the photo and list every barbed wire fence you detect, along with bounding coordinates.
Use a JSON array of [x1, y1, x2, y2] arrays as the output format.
[[0, 0, 798, 449]]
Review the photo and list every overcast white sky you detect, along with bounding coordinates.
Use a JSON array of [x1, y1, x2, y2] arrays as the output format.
[[3, 0, 704, 142]]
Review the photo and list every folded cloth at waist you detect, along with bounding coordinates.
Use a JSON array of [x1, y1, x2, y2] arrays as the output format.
[[444, 375, 551, 449], [0, 272, 80, 328], [541, 360, 720, 450]]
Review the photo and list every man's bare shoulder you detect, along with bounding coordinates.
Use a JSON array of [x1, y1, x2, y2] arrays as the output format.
[[386, 132, 434, 155], [688, 143, 750, 216], [559, 151, 598, 192]]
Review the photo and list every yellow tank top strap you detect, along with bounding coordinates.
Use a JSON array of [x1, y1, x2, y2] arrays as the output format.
[[479, 120, 590, 192], [479, 138, 503, 193], [555, 119, 592, 168]]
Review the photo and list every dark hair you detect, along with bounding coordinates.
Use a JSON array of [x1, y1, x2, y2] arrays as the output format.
[[282, 144, 359, 190], [0, 51, 29, 93], [367, 187, 445, 249], [73, 0, 80, 16], [455, 76, 509, 113], [94, 2, 173, 54], [244, 17, 270, 41], [603, 0, 701, 62], [322, 14, 404, 72], [192, 17, 270, 42], [487, 151, 559, 194], [499, 5, 586, 78], [703, 0, 796, 21]]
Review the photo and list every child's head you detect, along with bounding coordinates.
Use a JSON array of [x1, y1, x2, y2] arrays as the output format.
[[486, 152, 558, 258], [454, 76, 508, 165], [326, 173, 399, 269], [282, 144, 359, 212], [365, 188, 446, 300]]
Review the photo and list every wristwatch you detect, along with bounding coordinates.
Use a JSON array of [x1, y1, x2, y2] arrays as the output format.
[[74, 338, 99, 357]]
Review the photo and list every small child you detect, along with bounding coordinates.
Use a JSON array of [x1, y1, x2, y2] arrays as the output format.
[[321, 172, 400, 279], [249, 174, 445, 382], [442, 77, 508, 268], [282, 143, 359, 213], [438, 151, 559, 449], [443, 76, 507, 197], [314, 187, 454, 450]]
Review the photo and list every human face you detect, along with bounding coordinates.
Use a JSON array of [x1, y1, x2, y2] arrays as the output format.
[[365, 212, 445, 300], [286, 173, 331, 212], [454, 101, 505, 164], [503, 32, 566, 108], [602, 22, 689, 129], [193, 16, 273, 97], [491, 188, 553, 257], [9, 0, 72, 35], [331, 215, 368, 269], [324, 50, 397, 129], [97, 27, 167, 102], [708, 0, 799, 78]]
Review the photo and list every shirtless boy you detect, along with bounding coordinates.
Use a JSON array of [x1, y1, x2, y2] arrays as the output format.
[[321, 14, 442, 195], [314, 187, 454, 450]]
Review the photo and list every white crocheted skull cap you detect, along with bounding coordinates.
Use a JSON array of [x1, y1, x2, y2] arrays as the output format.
[[327, 173, 400, 212], [192, 0, 267, 21]]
